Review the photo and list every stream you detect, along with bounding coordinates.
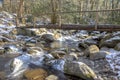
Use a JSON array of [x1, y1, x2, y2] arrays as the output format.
[[0, 11, 120, 80]]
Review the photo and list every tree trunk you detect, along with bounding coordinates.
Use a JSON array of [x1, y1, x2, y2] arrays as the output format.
[[17, 0, 24, 26], [51, 0, 58, 24]]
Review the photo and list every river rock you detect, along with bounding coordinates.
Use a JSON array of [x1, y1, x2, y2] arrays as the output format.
[[90, 51, 110, 60], [114, 43, 120, 51], [41, 34, 55, 43], [45, 75, 58, 80], [99, 32, 120, 48], [64, 61, 97, 80], [84, 45, 99, 57], [24, 69, 48, 80], [46, 59, 97, 80]]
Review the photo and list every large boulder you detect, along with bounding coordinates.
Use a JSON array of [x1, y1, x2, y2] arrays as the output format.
[[84, 45, 100, 58], [64, 61, 97, 80], [99, 32, 120, 48], [46, 60, 97, 80]]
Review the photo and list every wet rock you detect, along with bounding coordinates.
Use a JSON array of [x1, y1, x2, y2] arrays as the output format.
[[100, 33, 120, 48], [84, 45, 99, 58], [50, 50, 66, 59], [90, 51, 110, 60], [64, 61, 97, 80], [45, 75, 58, 80], [24, 69, 48, 80], [41, 34, 55, 43], [114, 43, 120, 51]]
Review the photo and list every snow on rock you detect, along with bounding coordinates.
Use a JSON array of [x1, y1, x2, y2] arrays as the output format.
[[46, 59, 65, 71], [106, 49, 120, 77]]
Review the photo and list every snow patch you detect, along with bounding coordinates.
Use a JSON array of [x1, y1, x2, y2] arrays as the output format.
[[106, 49, 120, 77]]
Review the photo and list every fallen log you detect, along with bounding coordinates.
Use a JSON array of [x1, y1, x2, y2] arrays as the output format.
[[17, 24, 120, 31]]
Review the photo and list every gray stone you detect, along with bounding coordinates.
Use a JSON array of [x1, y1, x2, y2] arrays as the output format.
[[64, 61, 97, 80], [90, 51, 110, 60], [99, 33, 120, 48], [41, 34, 55, 43]]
